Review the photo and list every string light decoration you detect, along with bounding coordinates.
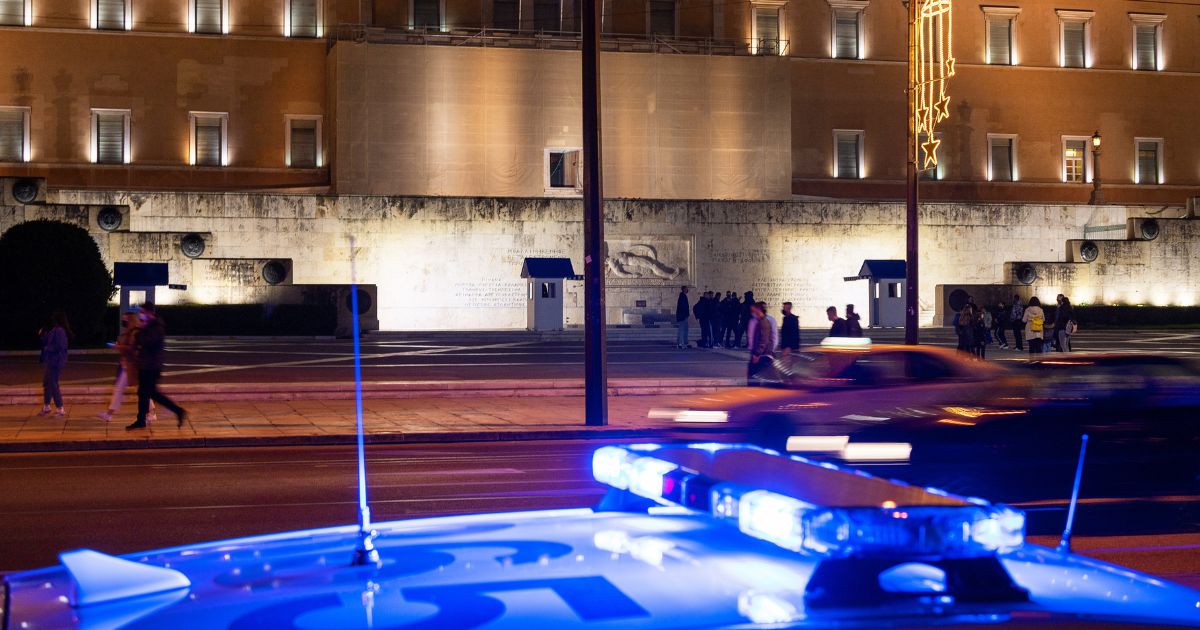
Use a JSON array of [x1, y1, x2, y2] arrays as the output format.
[[913, 0, 955, 170]]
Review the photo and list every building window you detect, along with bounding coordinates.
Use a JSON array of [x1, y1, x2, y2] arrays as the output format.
[[0, 0, 30, 26], [1135, 138, 1162, 184], [190, 112, 227, 167], [987, 135, 1017, 181], [982, 6, 1019, 65], [917, 131, 942, 180], [545, 148, 581, 194], [533, 0, 559, 31], [286, 116, 320, 168], [1057, 10, 1091, 68], [648, 0, 675, 36], [493, 0, 518, 30], [190, 0, 225, 33], [94, 0, 130, 30], [288, 0, 317, 36], [1130, 14, 1165, 71], [92, 109, 130, 164], [834, 130, 863, 179], [412, 0, 441, 29], [1062, 137, 1090, 183], [753, 5, 781, 55], [0, 107, 29, 162], [832, 11, 859, 58]]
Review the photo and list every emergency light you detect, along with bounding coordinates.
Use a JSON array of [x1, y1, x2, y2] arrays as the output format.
[[592, 444, 1025, 560]]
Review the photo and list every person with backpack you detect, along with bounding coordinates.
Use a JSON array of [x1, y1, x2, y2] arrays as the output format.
[[954, 302, 975, 355], [1022, 296, 1046, 354], [1054, 295, 1076, 352], [1009, 296, 1025, 351]]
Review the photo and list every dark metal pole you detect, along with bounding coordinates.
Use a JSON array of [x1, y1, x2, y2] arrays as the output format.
[[582, 0, 608, 426], [904, 0, 919, 345]]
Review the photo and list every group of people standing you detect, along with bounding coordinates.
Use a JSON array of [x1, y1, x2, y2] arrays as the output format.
[[37, 305, 188, 430], [675, 287, 807, 353], [954, 293, 1077, 357]]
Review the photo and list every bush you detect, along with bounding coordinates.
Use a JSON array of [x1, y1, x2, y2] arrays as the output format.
[[0, 220, 114, 348], [102, 303, 337, 337]]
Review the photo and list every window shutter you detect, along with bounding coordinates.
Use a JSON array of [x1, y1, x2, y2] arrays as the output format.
[[0, 0, 24, 25], [649, 0, 674, 36], [290, 0, 317, 36], [0, 110, 24, 162], [96, 0, 125, 29], [289, 119, 317, 168], [413, 0, 439, 28], [755, 7, 779, 54], [1135, 24, 1157, 70], [987, 18, 1011, 64], [834, 11, 858, 59], [492, 0, 518, 30], [569, 0, 580, 31], [1137, 142, 1159, 184], [194, 116, 222, 166], [533, 0, 558, 31], [195, 0, 222, 33], [96, 113, 125, 164], [836, 133, 859, 179], [1062, 21, 1084, 68], [990, 139, 1012, 181]]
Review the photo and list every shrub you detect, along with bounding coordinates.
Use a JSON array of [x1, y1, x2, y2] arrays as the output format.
[[0, 220, 114, 348]]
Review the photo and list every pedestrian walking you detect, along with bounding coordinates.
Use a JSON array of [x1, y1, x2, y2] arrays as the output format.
[[954, 302, 975, 354], [826, 306, 848, 337], [845, 304, 863, 337], [126, 305, 188, 430], [36, 309, 71, 417], [974, 306, 989, 359], [746, 302, 776, 385], [97, 311, 156, 423], [995, 301, 1010, 349], [735, 291, 754, 348], [675, 285, 690, 349], [1009, 296, 1025, 351], [1022, 296, 1046, 355], [779, 302, 801, 355]]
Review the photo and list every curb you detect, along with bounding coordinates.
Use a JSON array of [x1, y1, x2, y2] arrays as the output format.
[[0, 426, 680, 453], [0, 378, 742, 405]]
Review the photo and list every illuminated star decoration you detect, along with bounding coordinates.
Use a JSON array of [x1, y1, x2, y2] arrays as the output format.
[[914, 0, 955, 170]]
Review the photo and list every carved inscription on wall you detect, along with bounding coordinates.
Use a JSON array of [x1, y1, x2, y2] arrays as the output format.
[[709, 249, 771, 265], [451, 279, 525, 308]]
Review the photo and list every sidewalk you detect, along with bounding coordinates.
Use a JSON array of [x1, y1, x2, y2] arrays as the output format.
[[0, 393, 693, 453]]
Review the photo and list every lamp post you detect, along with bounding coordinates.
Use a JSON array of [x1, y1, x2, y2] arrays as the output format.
[[904, 0, 919, 345], [581, 0, 608, 426], [1088, 130, 1104, 205]]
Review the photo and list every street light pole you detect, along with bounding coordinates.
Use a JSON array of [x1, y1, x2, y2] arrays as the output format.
[[1089, 131, 1104, 205], [582, 0, 608, 426], [904, 0, 920, 345]]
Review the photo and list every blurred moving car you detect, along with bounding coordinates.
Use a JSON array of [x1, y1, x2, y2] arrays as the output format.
[[6, 443, 1199, 628], [1017, 354, 1200, 410], [654, 340, 1028, 455]]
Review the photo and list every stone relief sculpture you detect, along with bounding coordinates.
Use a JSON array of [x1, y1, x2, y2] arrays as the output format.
[[604, 243, 685, 280]]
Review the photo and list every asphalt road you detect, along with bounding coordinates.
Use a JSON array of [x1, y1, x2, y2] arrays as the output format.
[[4, 328, 1200, 387], [2, 440, 1197, 588]]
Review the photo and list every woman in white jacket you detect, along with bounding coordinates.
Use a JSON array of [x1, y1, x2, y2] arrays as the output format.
[[1022, 296, 1046, 354]]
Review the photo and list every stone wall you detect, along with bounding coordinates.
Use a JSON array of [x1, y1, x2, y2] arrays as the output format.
[[2, 190, 1193, 330]]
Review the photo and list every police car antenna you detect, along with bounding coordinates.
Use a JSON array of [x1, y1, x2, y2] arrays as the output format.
[[348, 236, 380, 566], [1057, 433, 1089, 554]]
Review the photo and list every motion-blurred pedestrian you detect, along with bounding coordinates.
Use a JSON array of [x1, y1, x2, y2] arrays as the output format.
[[36, 309, 71, 417], [97, 311, 156, 423], [126, 305, 188, 430], [845, 304, 863, 337], [746, 302, 776, 385], [779, 302, 800, 355], [826, 306, 848, 337], [736, 291, 754, 348], [994, 300, 1010, 349], [1009, 296, 1025, 351], [675, 285, 690, 349]]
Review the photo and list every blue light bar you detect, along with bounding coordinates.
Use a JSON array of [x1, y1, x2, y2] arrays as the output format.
[[591, 444, 1026, 559]]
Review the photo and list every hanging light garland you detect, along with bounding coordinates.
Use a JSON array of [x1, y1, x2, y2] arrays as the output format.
[[914, 0, 955, 169]]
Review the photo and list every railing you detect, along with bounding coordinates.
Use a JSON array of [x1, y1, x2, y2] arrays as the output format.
[[330, 24, 789, 57]]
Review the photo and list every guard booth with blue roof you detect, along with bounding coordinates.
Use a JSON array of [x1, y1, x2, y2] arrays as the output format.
[[113, 262, 169, 334], [521, 257, 575, 331], [844, 259, 906, 328]]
